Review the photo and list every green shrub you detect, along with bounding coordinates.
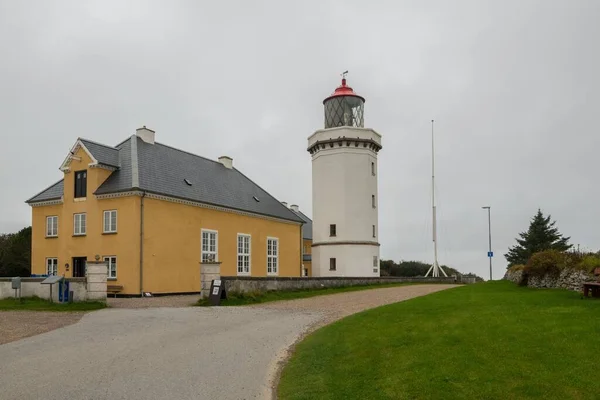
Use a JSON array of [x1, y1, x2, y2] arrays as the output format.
[[576, 255, 600, 273], [508, 264, 525, 272], [525, 250, 567, 277]]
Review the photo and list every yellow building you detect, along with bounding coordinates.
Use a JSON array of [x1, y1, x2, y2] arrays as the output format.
[[288, 205, 312, 276], [26, 127, 306, 295]]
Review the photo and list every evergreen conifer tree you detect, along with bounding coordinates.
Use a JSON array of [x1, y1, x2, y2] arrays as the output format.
[[505, 209, 571, 267]]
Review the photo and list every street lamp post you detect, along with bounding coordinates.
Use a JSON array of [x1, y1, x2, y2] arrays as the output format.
[[482, 206, 492, 281]]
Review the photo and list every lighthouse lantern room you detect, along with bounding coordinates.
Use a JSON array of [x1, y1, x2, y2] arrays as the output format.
[[323, 72, 365, 128]]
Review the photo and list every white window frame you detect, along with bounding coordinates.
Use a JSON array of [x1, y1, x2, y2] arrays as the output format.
[[201, 229, 218, 263], [46, 258, 58, 276], [103, 210, 117, 233], [46, 216, 58, 237], [236, 234, 251, 276], [267, 237, 279, 276], [103, 256, 117, 279], [74, 213, 86, 236]]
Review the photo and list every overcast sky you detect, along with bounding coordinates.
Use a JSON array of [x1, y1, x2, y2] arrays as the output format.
[[1, 0, 598, 279]]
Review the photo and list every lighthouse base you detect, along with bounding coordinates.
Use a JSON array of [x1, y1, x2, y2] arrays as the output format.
[[312, 243, 380, 277]]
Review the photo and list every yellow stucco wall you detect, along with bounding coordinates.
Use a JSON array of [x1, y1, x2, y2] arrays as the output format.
[[303, 238, 312, 276], [31, 146, 141, 294], [141, 197, 302, 294], [31, 143, 303, 295]]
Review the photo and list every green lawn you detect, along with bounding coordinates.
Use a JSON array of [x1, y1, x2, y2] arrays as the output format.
[[0, 297, 106, 311], [196, 283, 417, 306], [279, 281, 600, 400]]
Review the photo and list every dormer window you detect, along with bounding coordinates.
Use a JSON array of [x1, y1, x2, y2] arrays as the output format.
[[74, 170, 87, 198]]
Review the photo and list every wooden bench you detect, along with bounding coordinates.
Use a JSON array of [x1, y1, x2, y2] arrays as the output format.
[[582, 267, 600, 299], [583, 282, 600, 298], [107, 285, 124, 298]]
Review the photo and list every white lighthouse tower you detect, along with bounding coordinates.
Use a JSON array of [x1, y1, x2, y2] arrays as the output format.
[[308, 73, 382, 277]]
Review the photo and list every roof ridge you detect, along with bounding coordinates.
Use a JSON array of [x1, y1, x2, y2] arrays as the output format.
[[130, 136, 139, 188], [114, 135, 133, 149], [294, 209, 312, 222], [79, 137, 118, 150], [153, 141, 223, 165], [25, 178, 64, 203]]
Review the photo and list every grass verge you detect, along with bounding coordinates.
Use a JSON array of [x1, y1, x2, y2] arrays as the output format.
[[0, 296, 107, 312], [196, 282, 418, 306], [278, 281, 600, 400]]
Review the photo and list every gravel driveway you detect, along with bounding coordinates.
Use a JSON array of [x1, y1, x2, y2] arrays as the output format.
[[0, 311, 84, 345], [0, 284, 458, 400]]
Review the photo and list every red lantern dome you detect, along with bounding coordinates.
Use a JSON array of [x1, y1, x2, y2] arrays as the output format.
[[323, 77, 366, 104], [322, 73, 365, 129]]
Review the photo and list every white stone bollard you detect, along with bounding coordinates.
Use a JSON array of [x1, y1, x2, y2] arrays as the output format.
[[86, 261, 108, 302]]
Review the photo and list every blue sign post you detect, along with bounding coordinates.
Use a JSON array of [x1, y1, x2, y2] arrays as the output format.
[[488, 251, 494, 258]]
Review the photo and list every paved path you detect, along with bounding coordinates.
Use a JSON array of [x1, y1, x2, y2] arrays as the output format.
[[0, 284, 458, 400]]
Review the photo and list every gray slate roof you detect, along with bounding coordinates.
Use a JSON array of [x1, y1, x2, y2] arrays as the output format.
[[26, 180, 64, 203], [79, 138, 120, 168], [27, 135, 304, 223], [291, 209, 312, 240]]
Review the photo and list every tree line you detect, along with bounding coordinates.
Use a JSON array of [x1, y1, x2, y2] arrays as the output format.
[[380, 259, 483, 281], [0, 226, 31, 277]]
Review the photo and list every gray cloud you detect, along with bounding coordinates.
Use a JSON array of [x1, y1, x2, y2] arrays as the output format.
[[1, 0, 598, 279]]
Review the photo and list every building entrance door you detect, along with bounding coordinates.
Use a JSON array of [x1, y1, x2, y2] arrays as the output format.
[[72, 257, 87, 277]]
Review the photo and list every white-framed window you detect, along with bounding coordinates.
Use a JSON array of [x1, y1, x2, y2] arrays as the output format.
[[237, 234, 251, 275], [103, 210, 117, 233], [103, 256, 117, 279], [267, 237, 279, 275], [201, 229, 218, 263], [74, 213, 86, 235], [46, 216, 58, 237], [373, 256, 378, 273], [46, 258, 58, 276]]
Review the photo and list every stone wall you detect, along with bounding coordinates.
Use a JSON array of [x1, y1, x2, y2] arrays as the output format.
[[221, 276, 459, 294], [504, 267, 594, 291], [504, 269, 524, 285], [0, 278, 88, 301]]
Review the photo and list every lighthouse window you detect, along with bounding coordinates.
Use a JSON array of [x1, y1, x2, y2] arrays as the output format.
[[329, 258, 337, 271], [372, 195, 376, 208], [324, 96, 364, 129], [372, 225, 376, 238], [329, 224, 337, 237], [371, 162, 375, 176]]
